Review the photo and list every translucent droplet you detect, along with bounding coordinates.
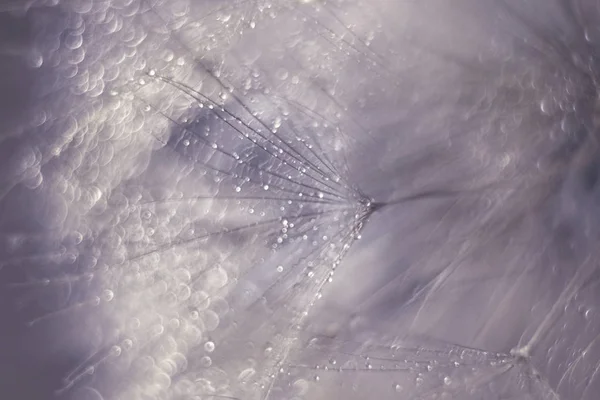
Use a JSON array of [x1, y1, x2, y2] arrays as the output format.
[[27, 51, 43, 68], [121, 339, 133, 351], [71, 231, 83, 244], [202, 309, 220, 331], [238, 367, 256, 383], [204, 341, 215, 352], [101, 289, 114, 302], [540, 98, 551, 114], [276, 69, 289, 80], [110, 345, 122, 357], [561, 113, 578, 133], [415, 375, 424, 386], [128, 318, 141, 330], [160, 49, 174, 62], [200, 356, 212, 367], [151, 324, 165, 336], [444, 376, 452, 385]]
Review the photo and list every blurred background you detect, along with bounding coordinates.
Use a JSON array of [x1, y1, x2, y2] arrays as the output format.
[[1, 1, 600, 399]]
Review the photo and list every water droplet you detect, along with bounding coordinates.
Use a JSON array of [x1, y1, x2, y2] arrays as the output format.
[[101, 289, 114, 302], [238, 367, 256, 383], [200, 356, 212, 367], [415, 374, 424, 386], [444, 376, 452, 385], [540, 98, 551, 114], [151, 324, 165, 336], [121, 339, 133, 351], [110, 345, 122, 357], [293, 379, 309, 395], [561, 113, 578, 133], [276, 265, 283, 272], [204, 341, 215, 352], [276, 69, 289, 80], [27, 51, 43, 68], [394, 383, 403, 392]]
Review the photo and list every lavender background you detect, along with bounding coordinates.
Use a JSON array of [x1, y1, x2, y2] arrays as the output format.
[[1, 1, 600, 399]]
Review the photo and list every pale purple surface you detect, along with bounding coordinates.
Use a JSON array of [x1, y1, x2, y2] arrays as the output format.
[[0, 1, 599, 399]]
